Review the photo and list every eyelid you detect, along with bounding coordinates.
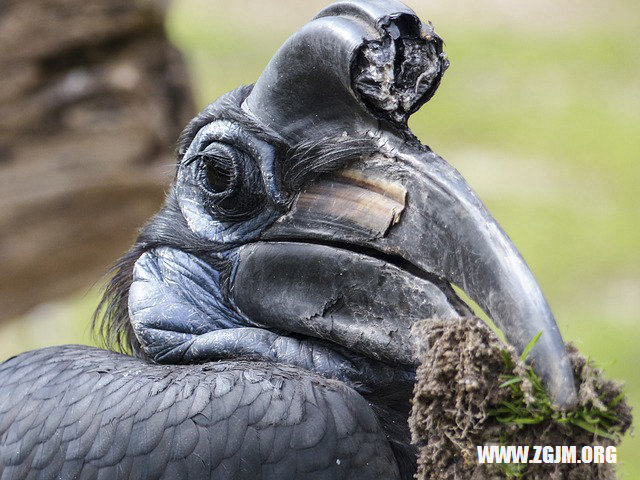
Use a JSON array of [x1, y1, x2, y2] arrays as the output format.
[[182, 141, 237, 169], [196, 145, 241, 196], [201, 143, 238, 167], [202, 140, 238, 154]]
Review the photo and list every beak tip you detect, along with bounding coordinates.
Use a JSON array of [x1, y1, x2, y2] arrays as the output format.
[[529, 339, 578, 410], [547, 369, 579, 410], [551, 365, 579, 410]]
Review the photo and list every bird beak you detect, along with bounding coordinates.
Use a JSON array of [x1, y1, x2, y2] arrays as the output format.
[[236, 0, 577, 408]]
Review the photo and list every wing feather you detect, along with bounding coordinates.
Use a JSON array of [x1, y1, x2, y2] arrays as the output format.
[[0, 345, 401, 479]]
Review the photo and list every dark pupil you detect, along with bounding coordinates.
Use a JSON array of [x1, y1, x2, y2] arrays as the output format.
[[204, 156, 233, 193]]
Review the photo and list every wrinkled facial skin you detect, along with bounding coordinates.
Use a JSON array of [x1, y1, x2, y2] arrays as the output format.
[[122, 0, 577, 409]]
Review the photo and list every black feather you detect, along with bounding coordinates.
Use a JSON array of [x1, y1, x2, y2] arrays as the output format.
[[0, 346, 402, 479], [282, 134, 380, 193]]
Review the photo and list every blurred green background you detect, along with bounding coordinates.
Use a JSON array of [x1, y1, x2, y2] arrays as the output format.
[[1, 0, 638, 476]]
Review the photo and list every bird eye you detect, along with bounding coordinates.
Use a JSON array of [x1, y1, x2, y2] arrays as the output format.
[[198, 142, 239, 197], [176, 121, 270, 229], [182, 139, 265, 222], [205, 162, 232, 193]]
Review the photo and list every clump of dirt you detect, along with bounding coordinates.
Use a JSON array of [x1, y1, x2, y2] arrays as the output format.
[[409, 317, 632, 480]]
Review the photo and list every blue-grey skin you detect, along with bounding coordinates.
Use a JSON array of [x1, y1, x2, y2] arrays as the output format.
[[0, 1, 577, 479]]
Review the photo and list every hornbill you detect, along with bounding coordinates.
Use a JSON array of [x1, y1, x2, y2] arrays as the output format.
[[0, 1, 578, 479]]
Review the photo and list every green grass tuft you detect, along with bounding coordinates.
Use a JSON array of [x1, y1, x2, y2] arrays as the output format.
[[489, 334, 628, 442]]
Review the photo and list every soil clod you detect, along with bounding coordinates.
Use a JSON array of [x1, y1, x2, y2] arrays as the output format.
[[410, 317, 632, 479]]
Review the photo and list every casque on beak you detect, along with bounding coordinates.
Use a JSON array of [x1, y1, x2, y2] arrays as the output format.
[[238, 0, 577, 408]]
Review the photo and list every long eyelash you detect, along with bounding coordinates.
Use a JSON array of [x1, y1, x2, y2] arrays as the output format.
[[283, 135, 380, 192]]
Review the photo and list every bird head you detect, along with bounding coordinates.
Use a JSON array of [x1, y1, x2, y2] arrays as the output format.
[[96, 0, 577, 408]]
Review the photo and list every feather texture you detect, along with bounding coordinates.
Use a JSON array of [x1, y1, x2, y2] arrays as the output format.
[[0, 346, 400, 480]]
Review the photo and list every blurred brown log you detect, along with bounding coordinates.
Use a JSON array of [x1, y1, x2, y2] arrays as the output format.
[[0, 0, 195, 321]]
